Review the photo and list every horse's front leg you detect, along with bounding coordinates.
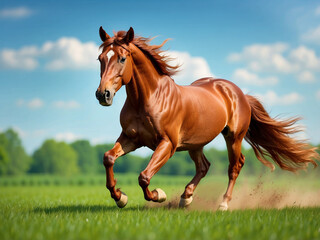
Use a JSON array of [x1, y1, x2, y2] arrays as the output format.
[[104, 132, 137, 208], [139, 139, 173, 203]]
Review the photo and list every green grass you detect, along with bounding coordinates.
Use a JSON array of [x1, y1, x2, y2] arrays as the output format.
[[1, 174, 320, 240]]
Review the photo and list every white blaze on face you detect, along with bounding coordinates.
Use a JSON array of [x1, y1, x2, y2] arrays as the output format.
[[107, 49, 115, 60]]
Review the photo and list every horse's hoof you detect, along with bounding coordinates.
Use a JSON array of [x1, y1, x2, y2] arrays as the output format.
[[115, 192, 128, 208], [154, 188, 166, 203], [218, 202, 228, 211], [179, 196, 193, 208]]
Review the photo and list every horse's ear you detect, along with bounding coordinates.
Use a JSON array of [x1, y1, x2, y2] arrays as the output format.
[[124, 27, 134, 44], [99, 26, 110, 42]]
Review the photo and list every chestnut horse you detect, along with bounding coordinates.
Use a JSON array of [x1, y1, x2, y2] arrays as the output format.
[[95, 27, 318, 210]]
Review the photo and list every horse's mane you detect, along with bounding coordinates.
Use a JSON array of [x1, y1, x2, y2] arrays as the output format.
[[100, 31, 180, 77]]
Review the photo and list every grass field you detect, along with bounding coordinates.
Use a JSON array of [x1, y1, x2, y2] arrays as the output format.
[[1, 173, 320, 240]]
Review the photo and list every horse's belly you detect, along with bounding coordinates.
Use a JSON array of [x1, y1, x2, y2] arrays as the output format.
[[178, 105, 227, 150], [177, 124, 225, 151]]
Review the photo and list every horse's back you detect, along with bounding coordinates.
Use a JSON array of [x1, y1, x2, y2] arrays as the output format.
[[176, 78, 242, 149], [191, 77, 251, 137], [191, 77, 243, 95], [176, 78, 251, 150], [190, 78, 250, 114]]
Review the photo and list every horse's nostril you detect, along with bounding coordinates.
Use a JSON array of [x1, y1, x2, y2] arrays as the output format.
[[105, 90, 111, 99]]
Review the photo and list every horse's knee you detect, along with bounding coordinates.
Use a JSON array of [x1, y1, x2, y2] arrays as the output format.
[[138, 172, 150, 188], [103, 151, 115, 167], [228, 171, 239, 180], [228, 154, 245, 179], [228, 165, 241, 180]]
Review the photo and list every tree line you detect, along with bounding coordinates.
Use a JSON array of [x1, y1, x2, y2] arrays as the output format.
[[1, 128, 319, 176]]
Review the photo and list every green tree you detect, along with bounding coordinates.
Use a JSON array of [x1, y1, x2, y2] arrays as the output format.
[[0, 145, 9, 175], [241, 147, 267, 175], [31, 139, 79, 176], [114, 154, 148, 174], [0, 129, 32, 175], [160, 152, 194, 175], [71, 140, 98, 174], [204, 148, 229, 175]]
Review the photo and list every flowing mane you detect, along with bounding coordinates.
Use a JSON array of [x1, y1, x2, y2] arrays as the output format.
[[100, 30, 180, 77]]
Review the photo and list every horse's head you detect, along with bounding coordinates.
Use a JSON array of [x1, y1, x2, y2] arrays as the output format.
[[95, 27, 134, 106]]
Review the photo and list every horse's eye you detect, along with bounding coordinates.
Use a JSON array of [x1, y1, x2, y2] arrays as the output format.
[[119, 57, 126, 64]]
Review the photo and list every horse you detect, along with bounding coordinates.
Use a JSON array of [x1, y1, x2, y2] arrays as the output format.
[[95, 27, 319, 210]]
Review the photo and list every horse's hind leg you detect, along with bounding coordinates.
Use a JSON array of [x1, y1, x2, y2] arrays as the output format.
[[219, 135, 245, 211], [179, 148, 210, 207]]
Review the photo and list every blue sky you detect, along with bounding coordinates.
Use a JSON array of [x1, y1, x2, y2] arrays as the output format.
[[1, 0, 320, 155]]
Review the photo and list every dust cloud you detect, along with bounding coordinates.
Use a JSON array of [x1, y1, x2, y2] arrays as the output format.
[[146, 174, 320, 211]]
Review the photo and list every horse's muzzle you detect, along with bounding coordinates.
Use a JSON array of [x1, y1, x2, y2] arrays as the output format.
[[96, 89, 114, 106]]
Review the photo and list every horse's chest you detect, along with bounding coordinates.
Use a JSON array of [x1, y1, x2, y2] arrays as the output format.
[[123, 115, 159, 149]]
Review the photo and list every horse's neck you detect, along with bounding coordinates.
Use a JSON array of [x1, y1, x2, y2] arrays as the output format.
[[126, 52, 174, 109]]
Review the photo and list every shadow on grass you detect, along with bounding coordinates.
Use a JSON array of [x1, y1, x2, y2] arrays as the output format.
[[33, 204, 147, 214]]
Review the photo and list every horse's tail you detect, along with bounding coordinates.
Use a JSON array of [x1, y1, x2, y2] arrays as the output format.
[[244, 94, 319, 172]]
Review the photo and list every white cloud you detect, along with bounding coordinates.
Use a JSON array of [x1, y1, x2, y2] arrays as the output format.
[[0, 7, 33, 19], [1, 42, 212, 78], [302, 25, 320, 45], [0, 37, 99, 71], [232, 68, 278, 86], [289, 46, 320, 70], [228, 43, 320, 73], [165, 51, 215, 84], [227, 43, 295, 73], [255, 91, 303, 106], [28, 98, 44, 109], [52, 100, 81, 109], [297, 71, 315, 83], [42, 38, 99, 70], [16, 98, 82, 110], [55, 132, 81, 142], [0, 46, 39, 70], [16, 98, 44, 109], [228, 43, 320, 85]]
